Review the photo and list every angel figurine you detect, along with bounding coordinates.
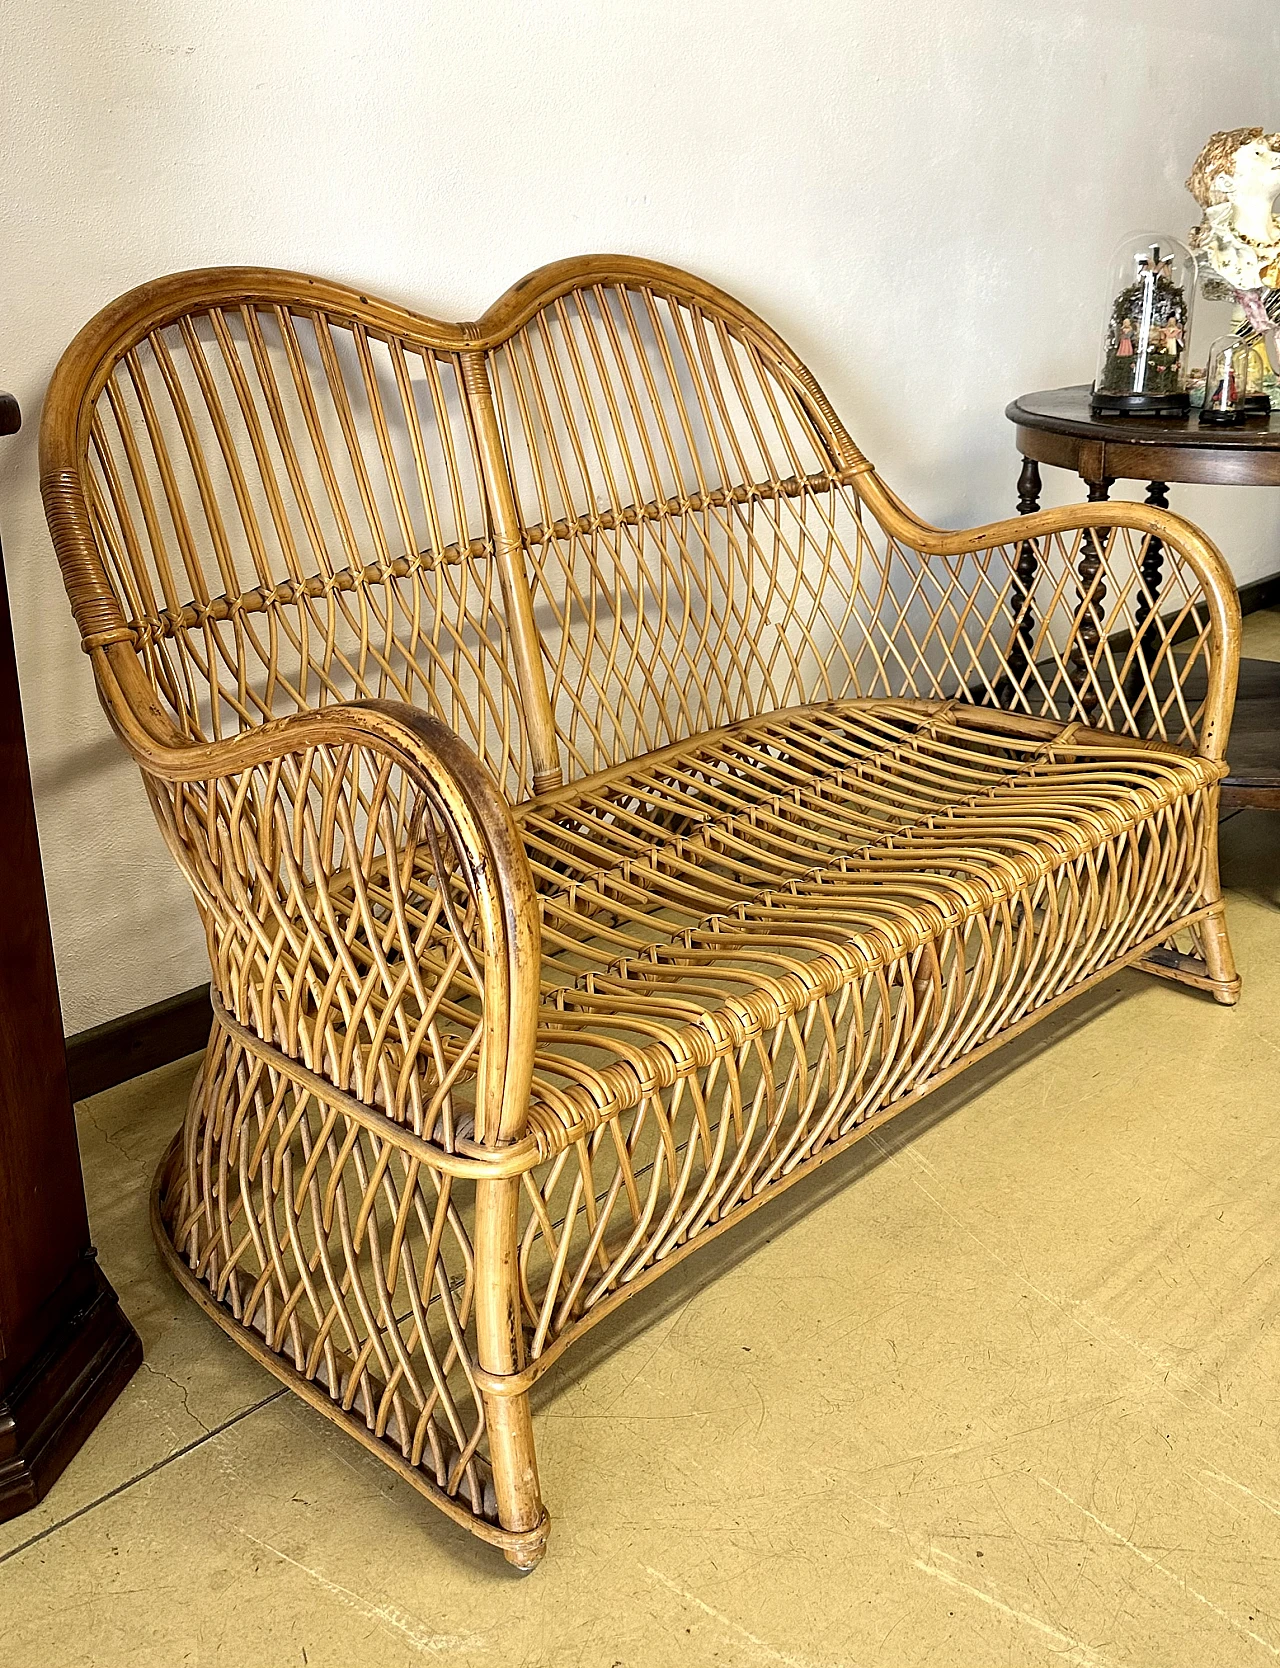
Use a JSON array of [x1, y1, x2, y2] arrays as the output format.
[[1187, 127, 1280, 295], [1187, 127, 1280, 388]]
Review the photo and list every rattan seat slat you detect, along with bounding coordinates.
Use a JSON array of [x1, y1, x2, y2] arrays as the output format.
[[515, 699, 1220, 1145]]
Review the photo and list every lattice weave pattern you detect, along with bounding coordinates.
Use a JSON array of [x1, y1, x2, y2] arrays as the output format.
[[163, 1026, 492, 1517], [492, 282, 1221, 772], [151, 733, 487, 1136]]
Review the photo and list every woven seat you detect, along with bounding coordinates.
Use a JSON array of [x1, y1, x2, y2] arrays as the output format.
[[519, 699, 1223, 1149], [41, 256, 1241, 1568]]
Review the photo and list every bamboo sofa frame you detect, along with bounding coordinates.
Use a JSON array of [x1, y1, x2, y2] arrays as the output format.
[[41, 257, 1241, 1569]]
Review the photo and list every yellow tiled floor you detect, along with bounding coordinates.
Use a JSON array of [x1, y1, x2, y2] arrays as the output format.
[[5, 622, 1280, 1666]]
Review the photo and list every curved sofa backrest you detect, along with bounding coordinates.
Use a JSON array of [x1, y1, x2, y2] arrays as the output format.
[[39, 269, 535, 794], [474, 258, 872, 779], [39, 258, 880, 798], [40, 257, 1234, 792]]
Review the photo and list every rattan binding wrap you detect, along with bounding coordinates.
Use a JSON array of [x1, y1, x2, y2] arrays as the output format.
[[40, 256, 1241, 1568]]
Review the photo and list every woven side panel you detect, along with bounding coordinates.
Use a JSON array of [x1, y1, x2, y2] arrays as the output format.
[[144, 737, 488, 1142], [162, 1024, 495, 1518]]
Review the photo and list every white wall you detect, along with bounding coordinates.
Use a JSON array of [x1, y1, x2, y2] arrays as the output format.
[[1, 0, 1277, 1031]]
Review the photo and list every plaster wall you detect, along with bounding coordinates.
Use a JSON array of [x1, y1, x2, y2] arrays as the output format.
[[1, 0, 1276, 1028]]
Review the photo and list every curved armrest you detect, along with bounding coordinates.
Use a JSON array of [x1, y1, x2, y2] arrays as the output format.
[[119, 689, 540, 1151], [852, 470, 1241, 761]]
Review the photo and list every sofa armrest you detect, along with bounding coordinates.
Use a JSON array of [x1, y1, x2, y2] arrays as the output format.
[[853, 472, 1241, 762], [119, 692, 540, 1152]]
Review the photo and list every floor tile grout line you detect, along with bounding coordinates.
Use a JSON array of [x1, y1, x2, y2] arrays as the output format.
[[0, 1387, 289, 1569]]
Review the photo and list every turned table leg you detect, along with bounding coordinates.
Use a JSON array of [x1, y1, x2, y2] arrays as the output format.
[[1070, 476, 1112, 718], [1119, 479, 1170, 714], [1136, 480, 1168, 641], [1018, 457, 1043, 517], [997, 457, 1042, 705]]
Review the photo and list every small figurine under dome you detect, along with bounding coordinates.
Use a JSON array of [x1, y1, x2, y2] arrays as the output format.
[[1200, 334, 1255, 425]]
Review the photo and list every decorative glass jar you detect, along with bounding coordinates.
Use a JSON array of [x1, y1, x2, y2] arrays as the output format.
[[1199, 334, 1253, 425], [1091, 234, 1195, 418]]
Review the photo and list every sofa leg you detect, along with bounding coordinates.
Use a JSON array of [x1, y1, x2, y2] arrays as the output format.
[[1136, 908, 1241, 1005], [1198, 800, 1241, 1005], [1200, 904, 1241, 1006], [1137, 789, 1241, 1007], [483, 1384, 547, 1572], [474, 1176, 548, 1571]]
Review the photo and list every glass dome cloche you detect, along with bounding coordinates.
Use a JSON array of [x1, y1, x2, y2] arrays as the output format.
[[1091, 234, 1196, 418], [1199, 333, 1254, 425]]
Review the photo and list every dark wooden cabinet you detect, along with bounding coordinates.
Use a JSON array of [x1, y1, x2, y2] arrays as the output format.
[[0, 392, 140, 1519]]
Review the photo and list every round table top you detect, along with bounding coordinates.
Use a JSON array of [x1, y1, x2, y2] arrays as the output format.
[[1006, 385, 1280, 450], [1006, 385, 1280, 486]]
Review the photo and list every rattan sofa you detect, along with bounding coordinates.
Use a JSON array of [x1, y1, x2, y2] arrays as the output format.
[[41, 256, 1241, 1569]]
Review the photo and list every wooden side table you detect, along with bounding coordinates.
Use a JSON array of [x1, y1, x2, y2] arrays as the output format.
[[1007, 385, 1280, 810], [0, 393, 141, 1518]]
